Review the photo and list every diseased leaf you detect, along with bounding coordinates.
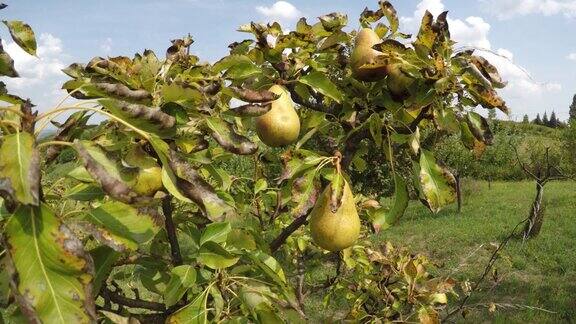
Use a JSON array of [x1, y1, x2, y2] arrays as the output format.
[[319, 12, 348, 31], [466, 111, 493, 145], [0, 132, 40, 206], [99, 99, 175, 136], [82, 201, 162, 252], [290, 171, 320, 218], [168, 150, 235, 221], [380, 1, 399, 35], [229, 87, 279, 103], [226, 103, 271, 117], [298, 71, 343, 103], [205, 117, 257, 155], [416, 150, 456, 213], [3, 20, 36, 56], [0, 42, 18, 77], [4, 204, 96, 323], [74, 140, 149, 204], [415, 11, 435, 51]]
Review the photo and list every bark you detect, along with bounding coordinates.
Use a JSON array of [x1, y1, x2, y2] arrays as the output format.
[[523, 182, 545, 239]]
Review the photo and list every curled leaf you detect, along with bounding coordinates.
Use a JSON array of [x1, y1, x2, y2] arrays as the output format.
[[205, 117, 257, 155], [229, 87, 279, 103], [74, 140, 149, 204], [168, 150, 235, 222], [227, 103, 271, 117], [100, 99, 175, 130]]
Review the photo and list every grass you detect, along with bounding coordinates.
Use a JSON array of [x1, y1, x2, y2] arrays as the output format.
[[377, 180, 576, 323]]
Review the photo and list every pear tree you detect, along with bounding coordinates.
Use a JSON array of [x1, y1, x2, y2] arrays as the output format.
[[0, 1, 508, 322]]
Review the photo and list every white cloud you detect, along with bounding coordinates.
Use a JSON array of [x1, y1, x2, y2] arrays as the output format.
[[480, 0, 576, 19], [100, 37, 113, 55], [567, 52, 576, 60], [256, 1, 301, 22], [3, 33, 70, 112], [401, 0, 562, 113]]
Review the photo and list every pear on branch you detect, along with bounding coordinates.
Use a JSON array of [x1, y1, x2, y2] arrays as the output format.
[[310, 173, 360, 252], [350, 28, 388, 82], [255, 84, 300, 147]]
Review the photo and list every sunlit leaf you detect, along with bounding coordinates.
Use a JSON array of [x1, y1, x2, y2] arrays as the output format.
[[415, 150, 457, 213], [371, 174, 408, 232], [298, 71, 343, 103], [198, 242, 239, 269], [0, 132, 40, 206], [3, 21, 36, 56], [4, 204, 96, 323], [164, 265, 197, 307]]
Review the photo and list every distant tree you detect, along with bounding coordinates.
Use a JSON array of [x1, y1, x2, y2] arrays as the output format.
[[534, 113, 542, 125], [570, 94, 576, 121], [550, 111, 559, 128], [522, 114, 529, 124], [543, 112, 549, 126]]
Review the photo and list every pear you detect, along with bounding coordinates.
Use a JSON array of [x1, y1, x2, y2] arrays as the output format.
[[255, 85, 300, 147], [350, 28, 387, 82], [387, 63, 415, 100], [133, 166, 163, 196], [309, 179, 361, 252]]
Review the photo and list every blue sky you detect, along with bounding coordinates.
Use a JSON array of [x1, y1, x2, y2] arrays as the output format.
[[3, 0, 576, 121]]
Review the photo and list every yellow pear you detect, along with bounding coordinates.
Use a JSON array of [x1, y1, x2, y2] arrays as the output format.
[[387, 63, 415, 100], [309, 179, 361, 252], [133, 166, 163, 196], [255, 85, 300, 147], [350, 28, 387, 82]]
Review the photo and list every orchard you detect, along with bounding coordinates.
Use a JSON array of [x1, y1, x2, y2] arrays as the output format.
[[0, 1, 511, 323]]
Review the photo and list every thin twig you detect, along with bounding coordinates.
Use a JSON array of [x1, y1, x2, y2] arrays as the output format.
[[162, 196, 183, 266], [269, 214, 309, 253], [443, 217, 529, 321]]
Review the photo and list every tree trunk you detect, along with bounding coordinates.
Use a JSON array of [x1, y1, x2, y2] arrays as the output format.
[[523, 182, 545, 239], [455, 173, 462, 213]]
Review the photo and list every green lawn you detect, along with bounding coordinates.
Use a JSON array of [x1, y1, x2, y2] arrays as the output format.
[[378, 180, 576, 323]]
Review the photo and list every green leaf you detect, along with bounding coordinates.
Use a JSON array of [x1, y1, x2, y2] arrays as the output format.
[[83, 201, 162, 252], [371, 174, 409, 232], [198, 242, 239, 269], [254, 178, 268, 195], [64, 183, 104, 201], [166, 289, 209, 324], [3, 21, 36, 56], [89, 246, 119, 296], [4, 204, 96, 323], [164, 265, 197, 307], [416, 150, 457, 213], [298, 71, 343, 103], [0, 132, 40, 206], [200, 222, 231, 246]]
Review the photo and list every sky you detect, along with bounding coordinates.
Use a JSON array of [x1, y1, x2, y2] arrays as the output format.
[[2, 0, 576, 121]]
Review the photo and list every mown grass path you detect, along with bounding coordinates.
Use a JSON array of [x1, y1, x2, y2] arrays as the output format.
[[381, 180, 575, 323]]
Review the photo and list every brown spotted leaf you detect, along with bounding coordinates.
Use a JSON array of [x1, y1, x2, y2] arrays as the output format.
[[205, 117, 257, 155], [74, 140, 148, 204], [3, 20, 36, 56], [290, 171, 320, 218], [466, 111, 493, 145], [0, 132, 40, 207], [415, 150, 456, 213], [99, 98, 175, 136], [226, 103, 271, 117], [470, 55, 507, 88], [228, 87, 279, 103], [0, 42, 18, 77], [3, 203, 96, 323], [380, 1, 399, 34], [168, 150, 235, 222]]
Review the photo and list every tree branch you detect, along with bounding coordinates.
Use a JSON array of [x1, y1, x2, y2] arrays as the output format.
[[100, 286, 166, 312], [162, 196, 183, 266], [269, 214, 309, 253]]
